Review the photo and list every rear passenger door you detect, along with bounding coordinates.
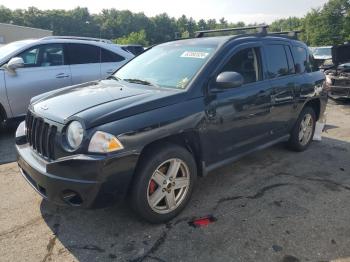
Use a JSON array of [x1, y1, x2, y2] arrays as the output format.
[[292, 45, 325, 113], [263, 42, 297, 135], [66, 43, 101, 84]]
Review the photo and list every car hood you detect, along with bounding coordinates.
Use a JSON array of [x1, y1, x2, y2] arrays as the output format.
[[31, 80, 185, 128]]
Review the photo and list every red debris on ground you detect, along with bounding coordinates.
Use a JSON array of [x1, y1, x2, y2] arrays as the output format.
[[189, 216, 217, 228]]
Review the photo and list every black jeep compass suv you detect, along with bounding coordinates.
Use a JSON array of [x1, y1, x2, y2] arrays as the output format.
[[16, 26, 327, 223]]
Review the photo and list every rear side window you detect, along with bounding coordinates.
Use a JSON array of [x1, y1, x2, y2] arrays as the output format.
[[67, 44, 100, 65], [220, 47, 262, 84], [293, 46, 307, 73], [101, 48, 125, 62], [265, 45, 289, 79]]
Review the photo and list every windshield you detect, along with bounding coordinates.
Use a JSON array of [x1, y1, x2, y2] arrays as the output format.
[[0, 41, 32, 59], [114, 44, 217, 89], [313, 47, 332, 57]]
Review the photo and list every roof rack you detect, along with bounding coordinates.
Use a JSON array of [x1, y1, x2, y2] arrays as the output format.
[[195, 25, 269, 38], [194, 26, 303, 40], [41, 36, 113, 44], [269, 30, 303, 39]]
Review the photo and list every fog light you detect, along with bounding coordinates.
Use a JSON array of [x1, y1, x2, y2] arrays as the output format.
[[61, 190, 83, 206]]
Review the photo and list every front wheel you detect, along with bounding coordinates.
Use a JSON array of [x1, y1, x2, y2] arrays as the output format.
[[288, 107, 316, 152], [130, 143, 197, 223]]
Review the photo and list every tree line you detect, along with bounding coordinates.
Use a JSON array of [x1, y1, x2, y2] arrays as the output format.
[[0, 0, 349, 47]]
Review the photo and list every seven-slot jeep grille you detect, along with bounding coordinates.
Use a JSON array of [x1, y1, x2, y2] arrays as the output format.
[[25, 111, 57, 160]]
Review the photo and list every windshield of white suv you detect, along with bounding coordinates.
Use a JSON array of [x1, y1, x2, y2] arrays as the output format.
[[114, 44, 217, 89], [313, 48, 332, 57], [0, 40, 33, 59]]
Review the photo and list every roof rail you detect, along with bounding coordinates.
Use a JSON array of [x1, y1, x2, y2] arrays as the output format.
[[195, 25, 269, 38], [268, 30, 303, 39], [41, 36, 113, 44]]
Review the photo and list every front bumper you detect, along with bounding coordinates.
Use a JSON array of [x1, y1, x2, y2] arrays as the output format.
[[329, 85, 350, 99], [16, 141, 139, 208]]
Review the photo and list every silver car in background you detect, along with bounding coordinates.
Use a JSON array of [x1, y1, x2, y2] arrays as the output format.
[[0, 36, 134, 125]]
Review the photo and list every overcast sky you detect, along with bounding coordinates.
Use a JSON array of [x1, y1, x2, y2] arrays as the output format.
[[1, 0, 329, 24]]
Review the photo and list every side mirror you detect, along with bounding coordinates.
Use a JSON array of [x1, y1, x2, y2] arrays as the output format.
[[7, 57, 24, 71], [216, 71, 244, 89]]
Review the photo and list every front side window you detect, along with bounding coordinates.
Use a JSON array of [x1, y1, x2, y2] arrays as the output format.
[[67, 44, 100, 65], [220, 47, 262, 84], [19, 47, 39, 67], [17, 44, 64, 68], [114, 44, 217, 89], [265, 45, 290, 79]]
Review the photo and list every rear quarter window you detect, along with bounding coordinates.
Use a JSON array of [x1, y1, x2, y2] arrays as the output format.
[[292, 46, 318, 73], [101, 48, 125, 63]]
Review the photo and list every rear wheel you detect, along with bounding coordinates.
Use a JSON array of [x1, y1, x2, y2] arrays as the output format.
[[288, 107, 316, 152], [130, 143, 197, 223]]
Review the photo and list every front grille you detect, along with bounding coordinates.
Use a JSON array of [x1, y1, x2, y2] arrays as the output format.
[[333, 79, 350, 86], [26, 111, 57, 160]]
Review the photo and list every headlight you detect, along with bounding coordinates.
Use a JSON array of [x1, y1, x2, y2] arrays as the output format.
[[66, 121, 84, 150], [88, 131, 124, 153]]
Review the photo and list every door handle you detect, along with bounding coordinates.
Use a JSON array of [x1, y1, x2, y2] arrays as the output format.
[[106, 69, 114, 74], [56, 73, 70, 79]]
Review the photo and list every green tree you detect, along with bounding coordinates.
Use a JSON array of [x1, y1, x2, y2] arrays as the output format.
[[303, 0, 350, 46], [270, 17, 302, 32], [149, 13, 177, 43], [114, 29, 149, 46]]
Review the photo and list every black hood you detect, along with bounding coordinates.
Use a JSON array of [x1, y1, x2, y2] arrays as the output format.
[[31, 80, 185, 128]]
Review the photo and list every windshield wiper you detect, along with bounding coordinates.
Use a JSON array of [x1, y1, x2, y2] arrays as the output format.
[[106, 75, 121, 81], [123, 78, 159, 87]]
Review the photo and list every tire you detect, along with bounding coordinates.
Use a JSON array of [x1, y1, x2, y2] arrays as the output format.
[[0, 115, 5, 133], [288, 106, 316, 152], [130, 143, 197, 223]]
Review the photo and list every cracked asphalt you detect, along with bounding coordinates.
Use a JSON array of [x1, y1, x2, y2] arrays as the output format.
[[0, 100, 350, 262]]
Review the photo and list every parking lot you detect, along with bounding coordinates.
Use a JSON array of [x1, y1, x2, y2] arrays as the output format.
[[0, 100, 349, 262]]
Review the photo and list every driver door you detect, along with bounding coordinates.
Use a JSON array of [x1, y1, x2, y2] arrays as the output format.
[[202, 44, 274, 165], [4, 43, 72, 117]]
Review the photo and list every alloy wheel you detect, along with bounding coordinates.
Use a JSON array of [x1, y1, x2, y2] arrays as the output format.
[[298, 113, 314, 146], [147, 158, 190, 214]]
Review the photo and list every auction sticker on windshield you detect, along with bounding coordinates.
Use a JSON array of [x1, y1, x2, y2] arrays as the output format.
[[181, 51, 209, 59]]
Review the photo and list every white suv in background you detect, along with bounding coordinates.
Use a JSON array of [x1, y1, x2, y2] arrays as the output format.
[[0, 36, 134, 125]]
